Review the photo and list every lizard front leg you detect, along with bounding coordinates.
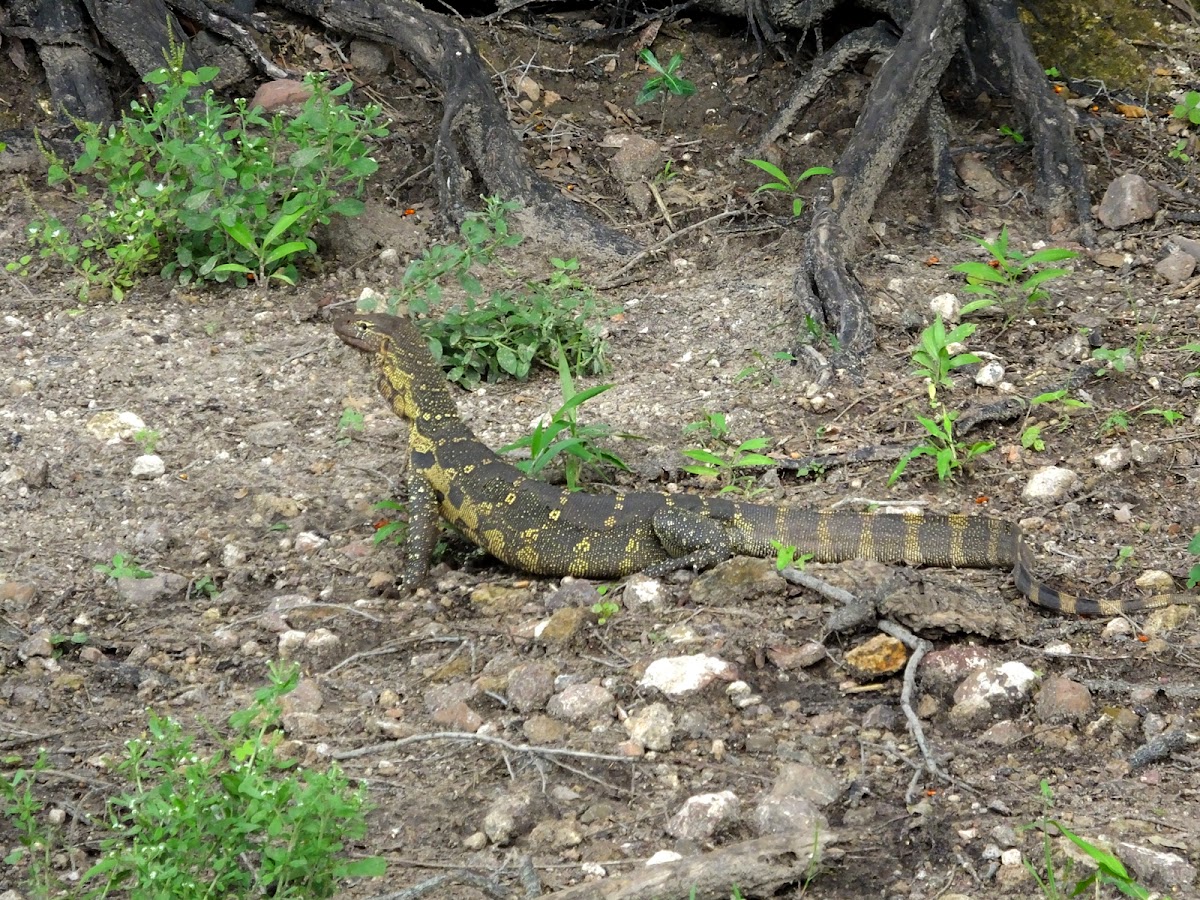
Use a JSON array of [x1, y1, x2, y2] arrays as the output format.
[[402, 469, 441, 587], [644, 506, 737, 577]]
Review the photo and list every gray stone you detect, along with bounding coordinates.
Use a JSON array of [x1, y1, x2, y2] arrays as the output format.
[[244, 420, 294, 448], [349, 40, 392, 77], [1021, 465, 1080, 501], [690, 556, 786, 606], [665, 791, 740, 840], [1035, 675, 1093, 724], [130, 454, 165, 478], [507, 661, 557, 713], [1155, 249, 1196, 283], [17, 628, 53, 660], [482, 789, 539, 846], [919, 645, 993, 698], [1097, 174, 1158, 228], [114, 572, 187, 604], [751, 795, 828, 838], [606, 133, 665, 183], [1169, 234, 1200, 262], [625, 702, 675, 751], [546, 683, 614, 723], [1116, 841, 1197, 889], [769, 762, 842, 807]]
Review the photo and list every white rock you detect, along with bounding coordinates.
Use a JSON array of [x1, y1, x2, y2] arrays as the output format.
[[640, 654, 737, 696], [645, 850, 684, 866], [666, 791, 741, 840], [974, 360, 1005, 387], [1093, 446, 1130, 471], [130, 454, 165, 478], [1129, 439, 1162, 465], [1021, 466, 1080, 501], [1000, 848, 1024, 867], [277, 629, 307, 659], [86, 410, 146, 443], [294, 531, 329, 555], [929, 292, 960, 322]]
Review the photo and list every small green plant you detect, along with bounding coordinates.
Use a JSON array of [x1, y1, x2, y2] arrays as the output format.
[[371, 499, 408, 546], [1183, 342, 1200, 379], [1187, 533, 1200, 589], [1114, 545, 1135, 571], [16, 44, 386, 300], [1172, 90, 1200, 125], [50, 632, 89, 657], [684, 411, 730, 441], [1019, 391, 1090, 452], [0, 752, 59, 899], [592, 600, 620, 624], [999, 124, 1025, 143], [1045, 66, 1061, 77], [654, 160, 679, 183], [911, 316, 980, 395], [192, 575, 220, 599], [635, 49, 696, 132], [890, 317, 993, 483], [82, 662, 385, 898], [500, 347, 631, 491], [802, 314, 841, 351], [888, 406, 995, 485], [1100, 410, 1130, 434], [361, 199, 613, 390], [1021, 424, 1045, 451], [1029, 389, 1090, 412], [682, 437, 775, 497], [770, 540, 813, 572], [1169, 139, 1191, 163], [735, 349, 796, 387], [95, 553, 152, 580], [337, 407, 364, 446], [1143, 407, 1184, 426], [1092, 346, 1131, 373], [744, 159, 834, 217], [952, 226, 1078, 312], [1022, 779, 1162, 899], [132, 427, 160, 454]]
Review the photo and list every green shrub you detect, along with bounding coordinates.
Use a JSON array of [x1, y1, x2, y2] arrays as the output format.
[[361, 197, 615, 389], [14, 49, 386, 299]]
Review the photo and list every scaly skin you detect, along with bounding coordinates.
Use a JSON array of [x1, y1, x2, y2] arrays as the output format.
[[334, 311, 1197, 615]]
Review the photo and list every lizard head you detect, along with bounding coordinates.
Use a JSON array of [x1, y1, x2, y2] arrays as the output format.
[[333, 310, 456, 424]]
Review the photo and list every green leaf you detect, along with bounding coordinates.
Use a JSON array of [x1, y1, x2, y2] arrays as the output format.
[[342, 856, 387, 878], [264, 241, 309, 266], [746, 158, 791, 187], [496, 344, 519, 374], [223, 221, 257, 253], [1024, 247, 1078, 265], [638, 48, 667, 75], [263, 207, 309, 248], [330, 197, 366, 216], [635, 83, 664, 105], [289, 146, 322, 168], [796, 166, 834, 180], [683, 448, 725, 467]]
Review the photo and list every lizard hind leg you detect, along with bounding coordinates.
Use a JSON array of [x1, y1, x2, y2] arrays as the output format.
[[644, 506, 736, 577]]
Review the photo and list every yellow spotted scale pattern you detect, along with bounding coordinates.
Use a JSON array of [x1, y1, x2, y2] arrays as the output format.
[[334, 311, 1197, 616]]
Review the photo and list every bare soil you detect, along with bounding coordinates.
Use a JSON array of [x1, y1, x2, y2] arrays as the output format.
[[2, 9, 1200, 900]]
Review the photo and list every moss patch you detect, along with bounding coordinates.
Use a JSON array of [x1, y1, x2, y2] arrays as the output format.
[[1021, 0, 1163, 90]]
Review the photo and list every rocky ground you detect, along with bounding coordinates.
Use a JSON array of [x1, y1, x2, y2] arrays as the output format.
[[2, 7, 1200, 900]]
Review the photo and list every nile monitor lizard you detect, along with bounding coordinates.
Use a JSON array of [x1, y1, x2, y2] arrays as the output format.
[[333, 311, 1195, 617]]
